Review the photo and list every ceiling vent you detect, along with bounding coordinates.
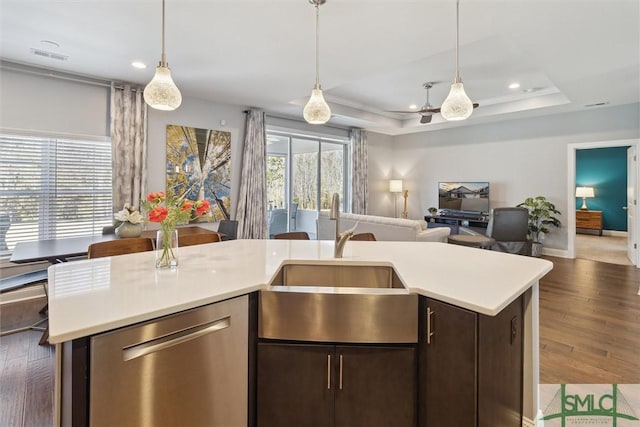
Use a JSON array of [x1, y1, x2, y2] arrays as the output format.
[[30, 48, 68, 61]]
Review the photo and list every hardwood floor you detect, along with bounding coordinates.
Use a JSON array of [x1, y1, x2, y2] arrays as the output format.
[[0, 258, 638, 426], [540, 256, 640, 384], [0, 297, 54, 427]]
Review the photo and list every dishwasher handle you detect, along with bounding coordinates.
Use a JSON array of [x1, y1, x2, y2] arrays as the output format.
[[122, 316, 230, 361]]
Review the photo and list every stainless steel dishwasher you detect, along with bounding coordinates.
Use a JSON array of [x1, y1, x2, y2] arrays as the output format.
[[89, 295, 248, 427]]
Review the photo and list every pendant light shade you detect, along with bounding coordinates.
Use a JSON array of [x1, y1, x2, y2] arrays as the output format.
[[144, 0, 182, 111], [304, 0, 331, 125], [441, 81, 473, 121], [304, 85, 331, 124], [441, 0, 473, 121], [144, 65, 182, 111]]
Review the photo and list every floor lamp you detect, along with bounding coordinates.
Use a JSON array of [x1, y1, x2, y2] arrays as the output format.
[[389, 180, 403, 218]]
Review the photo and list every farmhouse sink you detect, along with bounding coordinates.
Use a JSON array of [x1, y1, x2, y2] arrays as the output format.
[[268, 263, 406, 289], [259, 262, 418, 343]]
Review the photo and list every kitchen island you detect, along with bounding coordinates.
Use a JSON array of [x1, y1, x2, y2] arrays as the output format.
[[49, 239, 552, 426]]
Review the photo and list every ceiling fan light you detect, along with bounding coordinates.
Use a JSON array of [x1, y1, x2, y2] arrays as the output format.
[[144, 64, 182, 111], [303, 86, 331, 124], [441, 81, 473, 121]]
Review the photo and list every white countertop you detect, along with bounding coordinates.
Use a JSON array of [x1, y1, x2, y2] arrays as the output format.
[[47, 240, 553, 343]]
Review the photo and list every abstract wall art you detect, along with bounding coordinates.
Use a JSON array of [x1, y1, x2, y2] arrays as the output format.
[[166, 124, 232, 221]]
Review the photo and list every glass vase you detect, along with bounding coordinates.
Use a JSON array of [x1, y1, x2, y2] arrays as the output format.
[[156, 228, 178, 269]]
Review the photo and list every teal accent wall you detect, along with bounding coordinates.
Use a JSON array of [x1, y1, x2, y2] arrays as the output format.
[[576, 147, 628, 231]]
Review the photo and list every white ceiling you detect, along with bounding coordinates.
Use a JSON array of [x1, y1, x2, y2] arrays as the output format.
[[1, 0, 639, 135]]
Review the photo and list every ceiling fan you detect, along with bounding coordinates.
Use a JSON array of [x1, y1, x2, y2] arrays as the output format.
[[388, 82, 479, 124]]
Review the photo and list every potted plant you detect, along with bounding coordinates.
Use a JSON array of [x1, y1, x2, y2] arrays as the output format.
[[517, 196, 562, 257]]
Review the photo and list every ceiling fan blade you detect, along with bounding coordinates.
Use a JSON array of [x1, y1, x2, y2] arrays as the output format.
[[420, 114, 433, 124], [385, 110, 417, 114]]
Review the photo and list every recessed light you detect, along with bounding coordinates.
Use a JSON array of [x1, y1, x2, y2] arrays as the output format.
[[409, 104, 418, 110], [131, 61, 147, 69], [508, 82, 520, 89]]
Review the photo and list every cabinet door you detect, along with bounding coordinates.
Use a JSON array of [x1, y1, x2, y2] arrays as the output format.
[[419, 297, 478, 427], [478, 296, 523, 427], [257, 342, 334, 427], [334, 346, 416, 427]]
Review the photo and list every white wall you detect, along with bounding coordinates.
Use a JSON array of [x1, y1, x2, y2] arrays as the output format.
[[375, 103, 640, 252], [366, 131, 395, 217], [147, 97, 247, 218]]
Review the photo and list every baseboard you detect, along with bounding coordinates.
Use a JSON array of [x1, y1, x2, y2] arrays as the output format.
[[541, 247, 569, 258], [0, 283, 46, 305], [602, 229, 627, 237]]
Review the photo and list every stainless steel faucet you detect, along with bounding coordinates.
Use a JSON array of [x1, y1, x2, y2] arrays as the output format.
[[330, 193, 356, 258]]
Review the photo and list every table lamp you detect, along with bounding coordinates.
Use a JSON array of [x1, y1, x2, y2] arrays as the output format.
[[575, 186, 595, 210]]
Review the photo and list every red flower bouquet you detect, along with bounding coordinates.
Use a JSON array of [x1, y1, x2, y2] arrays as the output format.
[[142, 192, 211, 268]]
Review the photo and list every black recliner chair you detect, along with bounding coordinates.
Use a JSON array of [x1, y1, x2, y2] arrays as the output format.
[[449, 207, 530, 255]]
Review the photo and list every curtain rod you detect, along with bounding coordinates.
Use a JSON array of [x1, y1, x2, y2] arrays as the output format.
[[244, 109, 354, 132], [0, 62, 141, 91]]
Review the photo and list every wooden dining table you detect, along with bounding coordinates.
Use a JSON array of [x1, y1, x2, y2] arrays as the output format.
[[9, 225, 219, 264]]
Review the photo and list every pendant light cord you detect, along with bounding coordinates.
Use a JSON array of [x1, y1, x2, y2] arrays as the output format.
[[315, 3, 320, 88], [455, 0, 460, 83], [161, 0, 167, 66]]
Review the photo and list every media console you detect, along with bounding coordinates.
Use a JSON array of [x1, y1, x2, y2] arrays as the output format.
[[425, 214, 489, 235]]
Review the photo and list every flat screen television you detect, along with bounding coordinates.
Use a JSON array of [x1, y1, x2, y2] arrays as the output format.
[[438, 182, 490, 214]]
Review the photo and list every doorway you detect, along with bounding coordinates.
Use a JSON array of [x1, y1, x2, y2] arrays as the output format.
[[567, 139, 640, 266]]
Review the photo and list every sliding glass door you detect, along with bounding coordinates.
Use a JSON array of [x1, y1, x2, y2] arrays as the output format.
[[320, 141, 345, 211], [266, 131, 349, 238]]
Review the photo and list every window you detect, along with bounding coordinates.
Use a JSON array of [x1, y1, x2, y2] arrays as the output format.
[[266, 131, 349, 238], [0, 132, 112, 256]]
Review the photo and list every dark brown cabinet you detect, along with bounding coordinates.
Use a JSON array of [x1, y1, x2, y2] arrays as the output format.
[[419, 298, 478, 426], [419, 295, 523, 427], [257, 342, 416, 427]]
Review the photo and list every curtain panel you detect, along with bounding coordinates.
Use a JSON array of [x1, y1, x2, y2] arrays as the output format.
[[351, 128, 368, 215], [237, 109, 268, 239], [110, 83, 148, 211]]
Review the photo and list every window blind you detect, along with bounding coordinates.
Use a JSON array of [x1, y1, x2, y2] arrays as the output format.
[[0, 133, 112, 256]]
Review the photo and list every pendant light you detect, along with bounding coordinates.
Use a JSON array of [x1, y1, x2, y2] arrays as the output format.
[[440, 0, 473, 121], [144, 0, 182, 111], [303, 0, 331, 125]]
